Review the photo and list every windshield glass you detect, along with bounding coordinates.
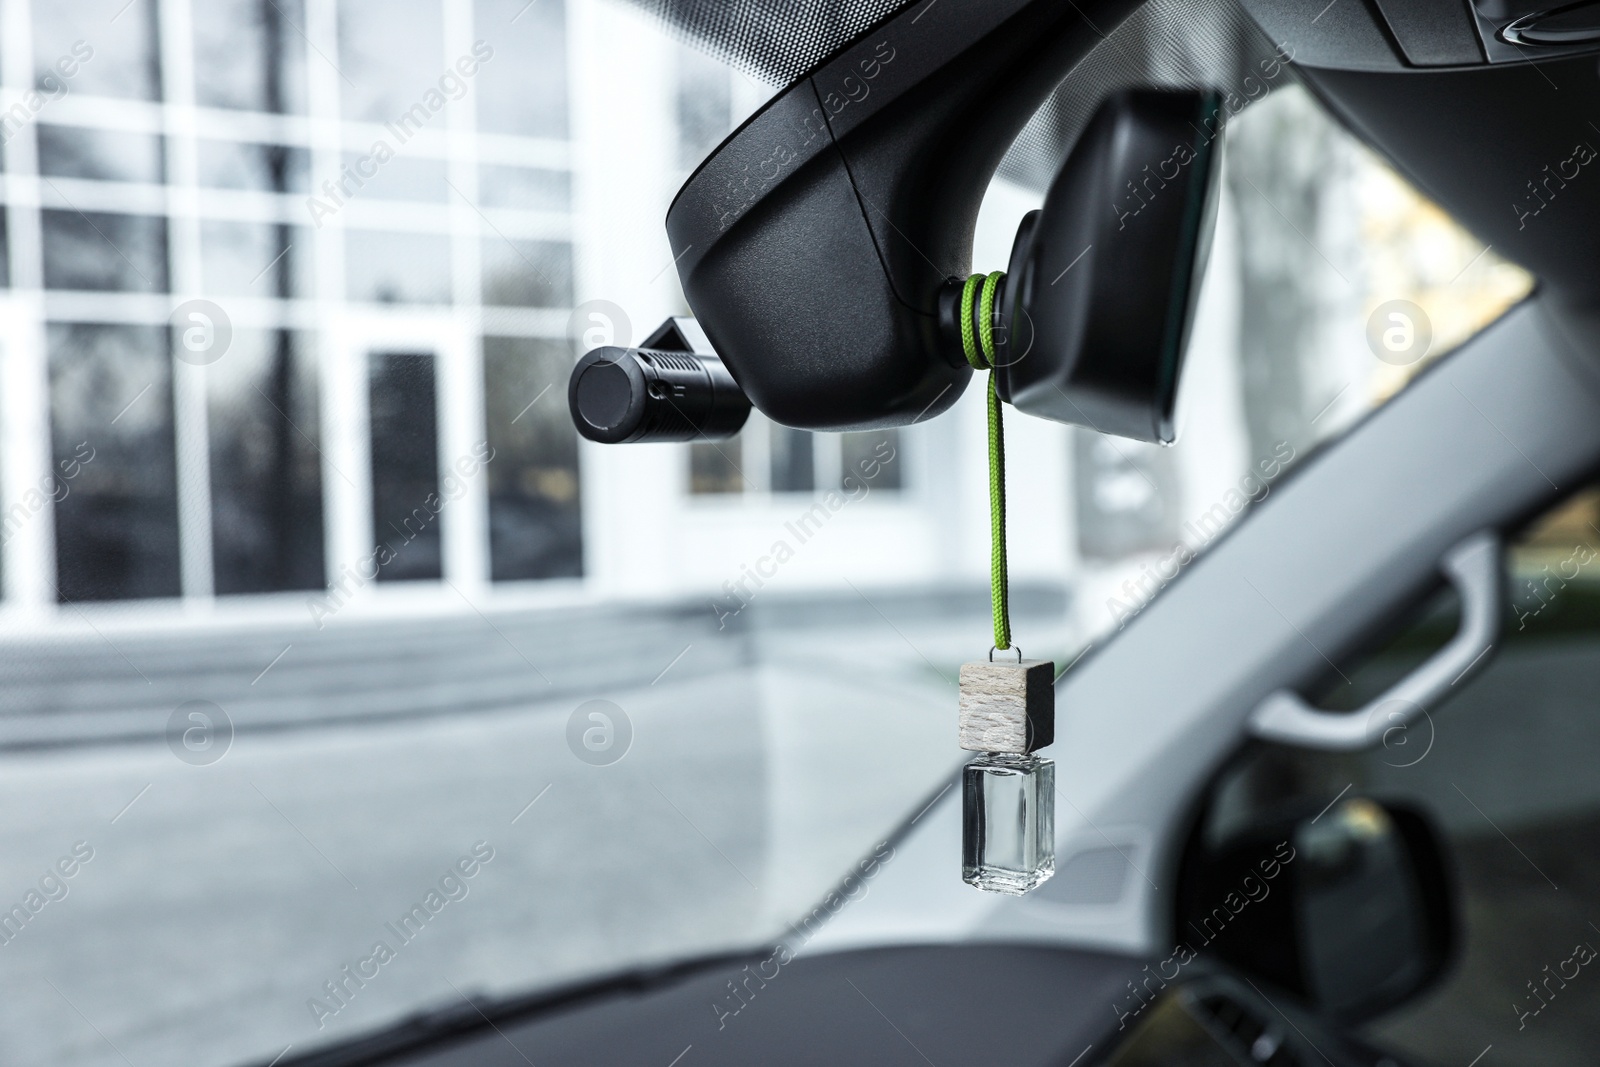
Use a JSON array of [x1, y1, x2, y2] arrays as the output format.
[[0, 2, 1530, 1065]]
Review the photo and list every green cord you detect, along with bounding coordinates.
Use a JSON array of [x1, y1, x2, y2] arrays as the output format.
[[959, 271, 1011, 652]]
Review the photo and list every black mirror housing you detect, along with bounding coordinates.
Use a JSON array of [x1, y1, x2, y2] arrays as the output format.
[[662, 0, 1144, 431], [999, 89, 1223, 443]]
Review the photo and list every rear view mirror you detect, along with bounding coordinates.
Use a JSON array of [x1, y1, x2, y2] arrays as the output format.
[[986, 89, 1224, 443], [1177, 796, 1455, 1023]]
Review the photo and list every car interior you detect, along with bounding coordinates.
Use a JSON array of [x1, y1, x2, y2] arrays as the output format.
[[5, 0, 1600, 1064]]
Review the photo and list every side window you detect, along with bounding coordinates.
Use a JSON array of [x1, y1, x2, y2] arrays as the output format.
[[1355, 488, 1600, 1063], [1190, 484, 1600, 1065]]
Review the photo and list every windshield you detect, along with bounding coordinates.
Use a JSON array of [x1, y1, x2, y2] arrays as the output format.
[[0, 2, 1529, 1065]]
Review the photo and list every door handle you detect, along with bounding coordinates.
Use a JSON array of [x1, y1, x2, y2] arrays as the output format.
[[1248, 531, 1502, 750]]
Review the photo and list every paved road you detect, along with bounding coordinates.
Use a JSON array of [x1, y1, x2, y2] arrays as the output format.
[[0, 610, 994, 1067], [8, 592, 1600, 1067]]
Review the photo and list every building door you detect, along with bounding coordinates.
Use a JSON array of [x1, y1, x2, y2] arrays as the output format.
[[322, 313, 487, 601]]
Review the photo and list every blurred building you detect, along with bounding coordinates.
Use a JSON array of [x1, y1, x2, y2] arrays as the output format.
[[0, 0, 1527, 643], [0, 0, 1076, 633]]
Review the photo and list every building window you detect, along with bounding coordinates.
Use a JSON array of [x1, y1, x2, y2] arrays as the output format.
[[690, 415, 904, 498], [345, 231, 452, 305], [769, 425, 813, 493], [193, 0, 307, 114], [482, 336, 582, 581], [196, 141, 310, 193], [340, 153, 447, 203], [1074, 431, 1181, 561], [474, 0, 569, 139], [676, 44, 732, 170], [49, 323, 179, 602], [209, 330, 325, 595], [841, 429, 901, 491], [478, 165, 570, 212], [480, 238, 572, 308], [32, 1, 161, 102], [200, 221, 312, 299], [690, 435, 744, 496], [36, 126, 164, 183], [368, 352, 442, 582], [337, 0, 446, 124], [41, 211, 169, 292]]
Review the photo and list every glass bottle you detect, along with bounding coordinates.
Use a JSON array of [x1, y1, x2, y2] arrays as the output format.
[[962, 751, 1055, 894]]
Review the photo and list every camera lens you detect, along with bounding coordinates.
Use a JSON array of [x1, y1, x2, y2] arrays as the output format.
[[568, 346, 752, 444]]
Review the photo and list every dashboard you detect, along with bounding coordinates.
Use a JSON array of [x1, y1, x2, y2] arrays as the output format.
[[274, 944, 1421, 1067]]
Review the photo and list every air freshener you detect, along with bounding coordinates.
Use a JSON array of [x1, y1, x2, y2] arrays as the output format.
[[956, 271, 1056, 895], [959, 654, 1055, 894]]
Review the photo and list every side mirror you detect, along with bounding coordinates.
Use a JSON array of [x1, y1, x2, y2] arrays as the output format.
[[1177, 796, 1455, 1023]]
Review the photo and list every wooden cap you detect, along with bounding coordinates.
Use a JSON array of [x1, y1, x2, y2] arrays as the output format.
[[959, 658, 1055, 753]]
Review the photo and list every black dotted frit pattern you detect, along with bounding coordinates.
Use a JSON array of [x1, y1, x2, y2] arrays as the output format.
[[998, 0, 1286, 190], [627, 0, 920, 86], [629, 0, 1285, 191]]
